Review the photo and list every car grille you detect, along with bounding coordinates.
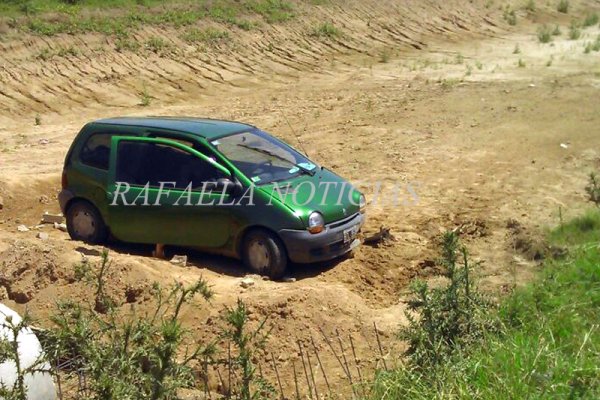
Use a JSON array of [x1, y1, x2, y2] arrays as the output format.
[[328, 212, 360, 229]]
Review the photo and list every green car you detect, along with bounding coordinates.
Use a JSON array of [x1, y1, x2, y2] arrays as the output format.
[[59, 117, 366, 279]]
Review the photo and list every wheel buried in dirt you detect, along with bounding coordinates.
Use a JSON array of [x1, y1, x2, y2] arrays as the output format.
[[66, 200, 108, 244], [242, 230, 287, 280]]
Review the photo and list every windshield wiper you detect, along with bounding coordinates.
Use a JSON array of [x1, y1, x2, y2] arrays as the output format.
[[238, 144, 316, 176]]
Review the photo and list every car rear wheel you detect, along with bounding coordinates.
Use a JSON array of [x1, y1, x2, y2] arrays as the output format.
[[242, 230, 287, 280], [66, 200, 108, 244]]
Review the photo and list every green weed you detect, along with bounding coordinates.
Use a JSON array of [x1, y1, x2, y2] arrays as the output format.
[[181, 27, 230, 44], [537, 24, 553, 43], [311, 22, 341, 38], [503, 8, 517, 25], [583, 13, 599, 28], [569, 20, 581, 40], [557, 0, 569, 13]]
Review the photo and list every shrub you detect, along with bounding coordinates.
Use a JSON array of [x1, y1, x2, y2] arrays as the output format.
[[139, 86, 151, 107], [537, 24, 553, 43], [73, 250, 114, 313], [222, 299, 275, 400], [586, 172, 600, 207], [399, 231, 497, 369], [47, 277, 214, 400]]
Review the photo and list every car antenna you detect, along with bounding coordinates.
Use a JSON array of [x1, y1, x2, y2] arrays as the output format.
[[280, 110, 311, 159]]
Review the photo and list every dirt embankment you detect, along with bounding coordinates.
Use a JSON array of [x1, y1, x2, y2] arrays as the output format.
[[0, 0, 499, 122], [1, 0, 600, 397]]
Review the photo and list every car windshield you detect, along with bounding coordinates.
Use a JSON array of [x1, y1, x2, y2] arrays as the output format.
[[212, 129, 316, 185]]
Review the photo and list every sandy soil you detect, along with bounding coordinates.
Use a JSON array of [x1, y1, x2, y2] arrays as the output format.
[[1, 0, 600, 397]]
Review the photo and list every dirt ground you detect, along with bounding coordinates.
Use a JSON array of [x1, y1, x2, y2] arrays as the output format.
[[1, 0, 600, 397]]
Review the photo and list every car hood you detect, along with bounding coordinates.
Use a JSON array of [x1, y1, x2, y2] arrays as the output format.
[[257, 167, 361, 224]]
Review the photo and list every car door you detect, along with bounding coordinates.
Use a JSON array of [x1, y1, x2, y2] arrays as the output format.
[[106, 136, 235, 248]]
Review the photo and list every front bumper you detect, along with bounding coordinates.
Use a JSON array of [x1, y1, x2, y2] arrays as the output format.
[[279, 212, 364, 264]]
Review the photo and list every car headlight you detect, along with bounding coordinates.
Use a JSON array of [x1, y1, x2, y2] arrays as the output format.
[[308, 211, 325, 234], [359, 194, 367, 212]]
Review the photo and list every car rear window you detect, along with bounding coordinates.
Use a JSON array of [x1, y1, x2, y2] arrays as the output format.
[[79, 133, 113, 170]]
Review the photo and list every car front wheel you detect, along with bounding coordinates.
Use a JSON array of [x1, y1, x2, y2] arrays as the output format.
[[242, 230, 288, 280], [66, 200, 108, 244]]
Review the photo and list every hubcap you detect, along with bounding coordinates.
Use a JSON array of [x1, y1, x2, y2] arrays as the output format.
[[72, 210, 96, 239], [247, 239, 270, 273]]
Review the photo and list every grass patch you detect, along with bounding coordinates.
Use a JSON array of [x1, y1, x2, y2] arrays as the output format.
[[370, 210, 600, 399], [552, 24, 561, 36], [311, 22, 341, 38], [557, 0, 569, 14], [503, 8, 517, 25], [524, 0, 536, 12], [115, 37, 140, 52], [517, 58, 526, 68], [139, 85, 151, 106], [584, 35, 600, 53], [379, 47, 392, 63], [537, 24, 553, 43], [583, 13, 599, 28], [3, 0, 297, 37], [439, 77, 462, 89], [548, 210, 600, 245], [181, 27, 230, 44], [245, 0, 294, 23], [569, 20, 582, 40], [145, 36, 170, 53]]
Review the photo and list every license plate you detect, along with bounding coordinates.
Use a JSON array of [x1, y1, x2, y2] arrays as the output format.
[[343, 225, 359, 243]]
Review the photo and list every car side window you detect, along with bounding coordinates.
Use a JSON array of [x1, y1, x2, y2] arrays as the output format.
[[79, 133, 113, 170], [115, 141, 226, 190]]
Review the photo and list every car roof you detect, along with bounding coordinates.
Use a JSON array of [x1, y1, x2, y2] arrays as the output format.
[[92, 116, 254, 140]]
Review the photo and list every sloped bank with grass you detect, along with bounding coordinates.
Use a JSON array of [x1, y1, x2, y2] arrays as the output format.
[[371, 211, 600, 399]]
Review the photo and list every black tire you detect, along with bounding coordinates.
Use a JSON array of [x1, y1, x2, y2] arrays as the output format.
[[242, 229, 288, 280], [66, 200, 108, 244]]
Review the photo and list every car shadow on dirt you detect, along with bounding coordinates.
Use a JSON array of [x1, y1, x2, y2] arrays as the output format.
[[81, 240, 344, 281]]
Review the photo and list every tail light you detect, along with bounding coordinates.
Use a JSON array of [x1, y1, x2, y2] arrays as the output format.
[[61, 169, 68, 189]]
